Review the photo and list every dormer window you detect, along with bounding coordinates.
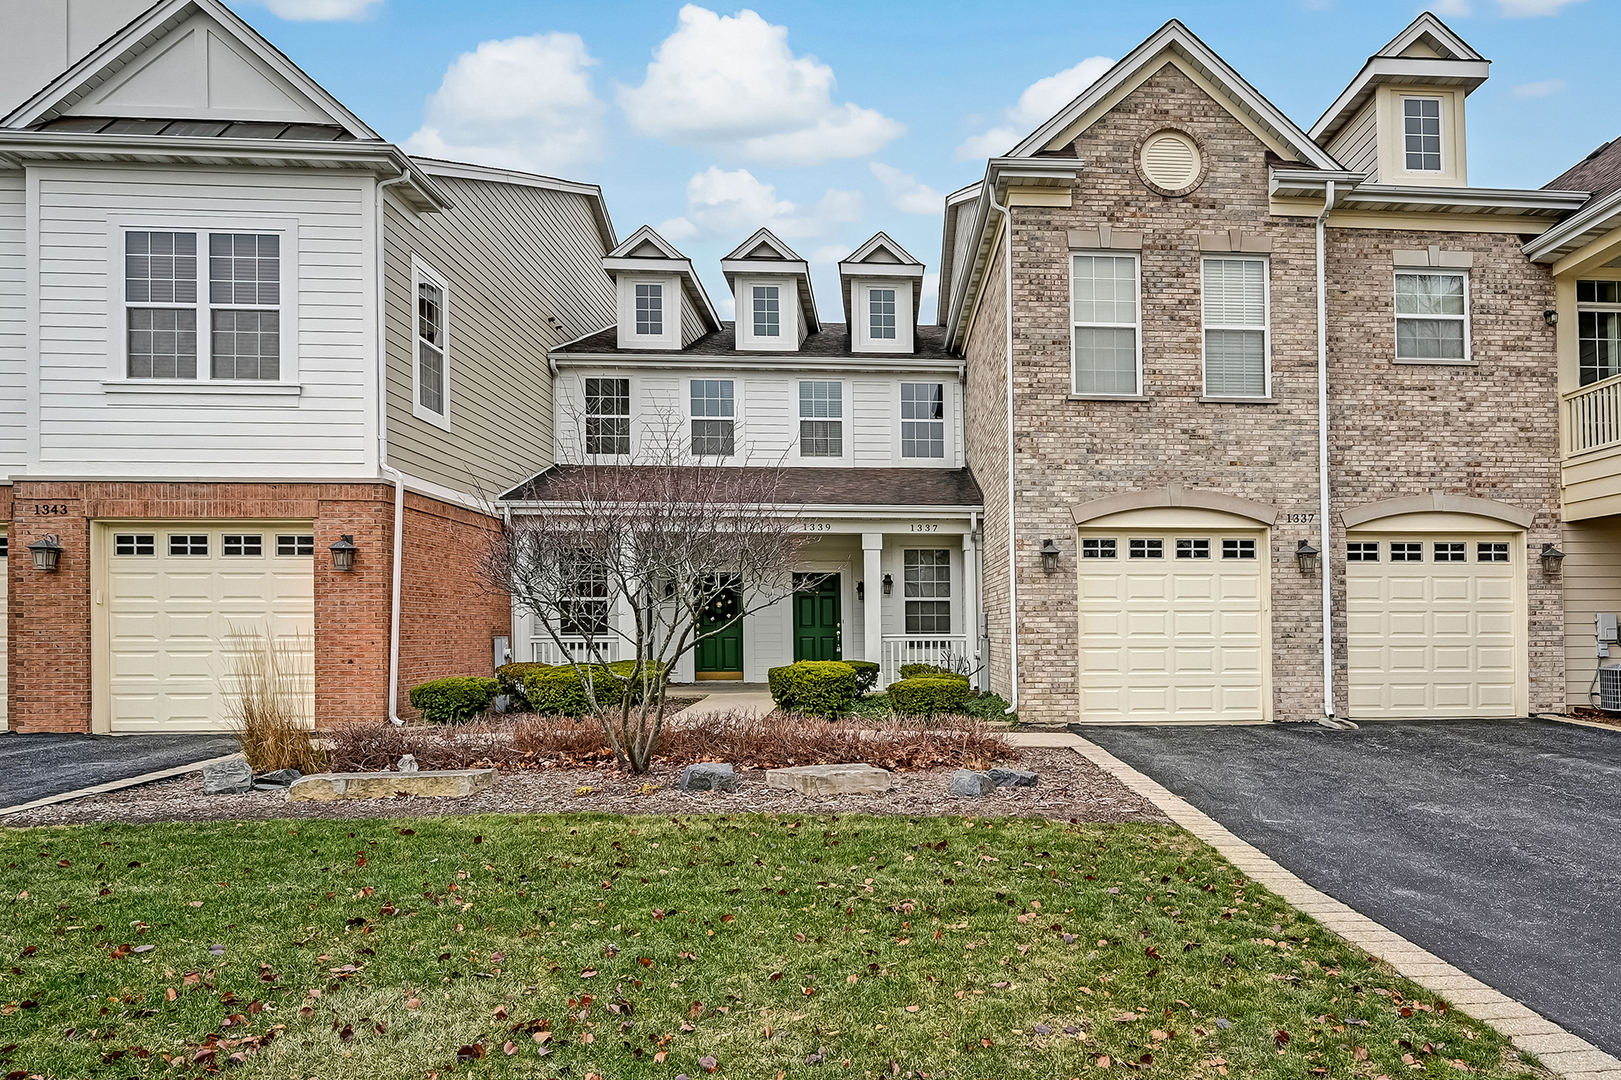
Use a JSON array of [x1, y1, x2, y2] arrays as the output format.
[[752, 286, 780, 337], [635, 283, 663, 336], [870, 289, 897, 340], [1403, 97, 1442, 172]]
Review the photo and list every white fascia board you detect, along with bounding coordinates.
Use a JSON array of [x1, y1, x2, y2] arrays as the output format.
[[1309, 57, 1492, 143], [604, 256, 695, 275], [836, 262, 923, 279], [1523, 187, 1621, 263], [723, 262, 819, 333], [549, 353, 960, 375], [1268, 169, 1368, 200], [1342, 183, 1588, 216], [501, 499, 983, 517]]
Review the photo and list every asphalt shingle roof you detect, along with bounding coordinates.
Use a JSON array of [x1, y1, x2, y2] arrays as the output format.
[[555, 321, 954, 360], [501, 465, 983, 507]]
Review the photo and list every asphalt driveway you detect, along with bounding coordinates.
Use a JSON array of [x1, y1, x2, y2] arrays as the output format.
[[0, 731, 239, 810], [1084, 718, 1621, 1058]]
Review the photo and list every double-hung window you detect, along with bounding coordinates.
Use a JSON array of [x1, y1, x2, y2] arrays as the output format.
[[1403, 97, 1442, 173], [900, 382, 945, 459], [870, 288, 897, 340], [1577, 281, 1621, 385], [584, 377, 631, 456], [1395, 271, 1468, 362], [903, 550, 951, 634], [752, 286, 780, 337], [1071, 254, 1139, 395], [562, 549, 611, 638], [799, 380, 843, 457], [414, 261, 449, 423], [635, 283, 663, 336], [1202, 258, 1268, 397], [690, 379, 735, 456], [125, 229, 282, 381]]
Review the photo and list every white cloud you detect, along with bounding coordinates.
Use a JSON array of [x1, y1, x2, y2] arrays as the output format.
[[1431, 0, 1471, 14], [254, 0, 381, 18], [658, 167, 862, 241], [1513, 78, 1567, 97], [870, 162, 944, 215], [956, 55, 1115, 161], [403, 33, 605, 175], [1499, 0, 1582, 14], [618, 5, 904, 166]]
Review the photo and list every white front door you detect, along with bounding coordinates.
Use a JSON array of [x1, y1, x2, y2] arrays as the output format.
[[1076, 530, 1269, 722], [1346, 534, 1522, 719], [96, 523, 315, 732]]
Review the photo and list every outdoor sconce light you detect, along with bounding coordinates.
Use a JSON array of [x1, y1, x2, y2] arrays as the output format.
[[29, 534, 63, 572], [1543, 310, 1559, 328], [856, 580, 865, 601], [1039, 538, 1061, 573], [1541, 542, 1566, 573], [882, 574, 893, 597], [329, 534, 357, 572], [1295, 539, 1321, 575]]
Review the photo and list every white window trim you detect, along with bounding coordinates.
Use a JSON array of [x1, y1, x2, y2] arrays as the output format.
[[1400, 95, 1445, 175], [1394, 269, 1472, 365], [622, 277, 679, 349], [898, 380, 949, 462], [852, 279, 913, 354], [901, 547, 955, 636], [796, 378, 848, 462], [1069, 251, 1143, 397], [104, 213, 299, 389], [1575, 281, 1621, 387], [687, 376, 739, 460], [582, 374, 635, 458], [734, 276, 798, 352], [411, 256, 452, 430], [1200, 256, 1271, 400]]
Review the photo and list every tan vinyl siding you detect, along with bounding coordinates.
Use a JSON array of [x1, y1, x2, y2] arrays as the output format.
[[1327, 101, 1379, 179], [384, 175, 614, 496], [1562, 516, 1621, 708]]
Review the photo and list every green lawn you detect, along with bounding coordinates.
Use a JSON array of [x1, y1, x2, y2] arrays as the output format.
[[1, 814, 1541, 1080]]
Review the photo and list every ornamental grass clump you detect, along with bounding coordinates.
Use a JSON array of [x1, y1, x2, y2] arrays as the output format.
[[222, 626, 326, 774]]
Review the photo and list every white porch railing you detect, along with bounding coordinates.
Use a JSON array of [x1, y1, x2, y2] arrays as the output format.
[[1566, 374, 1621, 455], [880, 635, 970, 687], [531, 638, 620, 665]]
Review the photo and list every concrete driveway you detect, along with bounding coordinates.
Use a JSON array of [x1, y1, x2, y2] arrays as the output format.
[[0, 731, 240, 810], [1083, 718, 1621, 1058]]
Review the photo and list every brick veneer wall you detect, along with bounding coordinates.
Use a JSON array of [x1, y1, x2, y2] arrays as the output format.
[[962, 240, 1012, 699], [3, 480, 509, 733], [961, 62, 1561, 724]]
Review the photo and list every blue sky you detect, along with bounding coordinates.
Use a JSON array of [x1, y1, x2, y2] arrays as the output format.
[[233, 0, 1613, 323]]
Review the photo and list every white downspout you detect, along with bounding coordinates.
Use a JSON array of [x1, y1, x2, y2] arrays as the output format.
[[987, 189, 1017, 714], [377, 171, 412, 725], [1316, 181, 1336, 722]]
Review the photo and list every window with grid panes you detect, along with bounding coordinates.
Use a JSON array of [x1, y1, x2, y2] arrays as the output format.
[[904, 550, 951, 634], [1176, 539, 1210, 559], [277, 534, 315, 556], [222, 534, 262, 556], [123, 230, 282, 381], [1577, 281, 1621, 385], [635, 283, 662, 335], [1477, 543, 1509, 563], [1129, 539, 1162, 559], [1082, 538, 1117, 559], [417, 275, 447, 416], [125, 231, 198, 378], [115, 534, 156, 556], [1202, 258, 1268, 397], [585, 377, 631, 456], [1390, 542, 1423, 562], [900, 382, 944, 458], [799, 381, 843, 457], [1403, 98, 1442, 171], [1347, 542, 1379, 562], [1222, 538, 1256, 559], [1396, 272, 1467, 361], [690, 379, 734, 456], [169, 534, 208, 556], [562, 550, 611, 637], [208, 233, 280, 380], [752, 286, 780, 337], [870, 288, 897, 340], [1071, 254, 1139, 395], [1434, 542, 1466, 563]]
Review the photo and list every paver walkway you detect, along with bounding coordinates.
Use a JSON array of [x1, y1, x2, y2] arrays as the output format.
[[1079, 718, 1621, 1060]]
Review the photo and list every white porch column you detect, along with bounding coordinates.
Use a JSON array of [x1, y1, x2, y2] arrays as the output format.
[[862, 532, 884, 665]]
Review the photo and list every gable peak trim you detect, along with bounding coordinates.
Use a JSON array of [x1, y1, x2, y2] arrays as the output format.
[[721, 227, 804, 263]]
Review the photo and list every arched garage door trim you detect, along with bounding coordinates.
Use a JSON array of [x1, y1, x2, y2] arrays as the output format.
[[1341, 494, 1535, 531], [1071, 484, 1279, 527]]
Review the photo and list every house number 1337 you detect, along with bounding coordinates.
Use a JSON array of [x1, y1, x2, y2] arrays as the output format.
[[1283, 512, 1316, 524]]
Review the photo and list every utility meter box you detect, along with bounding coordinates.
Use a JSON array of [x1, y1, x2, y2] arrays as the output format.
[[1600, 614, 1620, 644]]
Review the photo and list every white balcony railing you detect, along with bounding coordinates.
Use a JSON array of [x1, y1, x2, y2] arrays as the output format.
[[531, 638, 619, 665], [880, 635, 970, 687], [1566, 374, 1621, 455]]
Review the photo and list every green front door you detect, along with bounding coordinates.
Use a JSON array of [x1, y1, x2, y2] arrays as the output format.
[[695, 579, 743, 679], [793, 573, 842, 662]]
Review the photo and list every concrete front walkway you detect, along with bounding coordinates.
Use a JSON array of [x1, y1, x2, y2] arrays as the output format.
[[667, 683, 776, 722], [1072, 719, 1621, 1069]]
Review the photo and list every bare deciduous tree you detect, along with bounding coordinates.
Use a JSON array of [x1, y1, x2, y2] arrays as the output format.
[[482, 460, 819, 773]]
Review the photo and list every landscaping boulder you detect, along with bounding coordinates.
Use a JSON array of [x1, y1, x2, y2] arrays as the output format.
[[287, 768, 496, 802], [988, 768, 1038, 789], [255, 769, 301, 786], [765, 764, 891, 796], [679, 762, 739, 793], [202, 758, 254, 795], [949, 770, 995, 798]]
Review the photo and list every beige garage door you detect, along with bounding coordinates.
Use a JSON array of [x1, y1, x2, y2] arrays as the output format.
[[1346, 535, 1522, 719], [1076, 530, 1269, 722], [97, 523, 315, 733], [1, 528, 8, 731]]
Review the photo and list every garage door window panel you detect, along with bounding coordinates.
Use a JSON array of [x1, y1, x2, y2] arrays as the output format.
[[1071, 255, 1140, 396], [277, 534, 315, 557], [1348, 542, 1379, 562], [169, 534, 208, 556], [223, 535, 263, 557], [1130, 539, 1163, 559], [1477, 542, 1509, 562], [1391, 542, 1423, 562], [115, 534, 156, 556], [1176, 539, 1211, 559], [1395, 272, 1469, 362], [1434, 542, 1466, 562]]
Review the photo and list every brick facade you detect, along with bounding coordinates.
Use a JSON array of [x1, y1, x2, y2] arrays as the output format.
[[963, 63, 1562, 723], [3, 481, 509, 733]]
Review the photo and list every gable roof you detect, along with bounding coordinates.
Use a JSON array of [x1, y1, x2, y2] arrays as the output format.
[[1310, 13, 1490, 145], [1545, 138, 1621, 204], [601, 225, 722, 334], [839, 231, 925, 329], [2, 0, 379, 139], [722, 227, 802, 263], [1008, 19, 1342, 171], [718, 227, 819, 333]]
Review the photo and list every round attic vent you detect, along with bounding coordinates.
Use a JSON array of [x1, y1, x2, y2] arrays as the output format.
[[1140, 130, 1202, 193]]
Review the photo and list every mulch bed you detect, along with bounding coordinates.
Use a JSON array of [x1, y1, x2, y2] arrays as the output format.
[[2, 747, 1167, 827]]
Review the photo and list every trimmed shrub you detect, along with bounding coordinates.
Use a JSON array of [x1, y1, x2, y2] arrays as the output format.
[[960, 692, 1015, 722], [408, 676, 502, 724], [845, 659, 880, 695], [888, 676, 972, 716], [767, 660, 858, 717], [495, 662, 552, 710], [899, 662, 971, 684], [521, 661, 666, 716]]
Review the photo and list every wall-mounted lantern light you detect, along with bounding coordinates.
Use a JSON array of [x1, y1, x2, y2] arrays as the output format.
[[1295, 539, 1321, 575], [882, 574, 893, 597], [329, 534, 357, 572], [29, 534, 63, 572], [1543, 310, 1559, 328], [1541, 542, 1566, 573], [856, 580, 865, 601], [1039, 538, 1061, 573]]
